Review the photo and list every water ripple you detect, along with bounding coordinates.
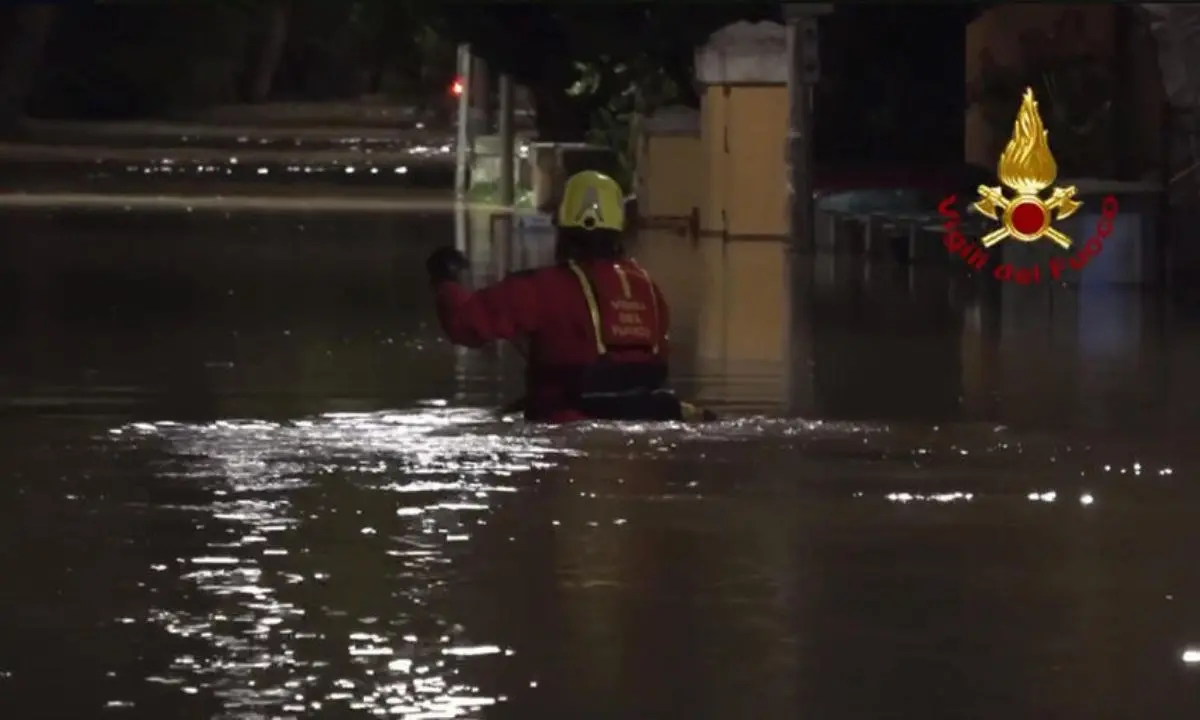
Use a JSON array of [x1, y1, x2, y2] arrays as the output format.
[[97, 410, 1199, 716], [108, 408, 572, 717]]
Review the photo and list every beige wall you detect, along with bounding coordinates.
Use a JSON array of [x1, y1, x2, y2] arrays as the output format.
[[725, 87, 789, 238], [699, 87, 728, 235], [631, 231, 793, 409], [692, 237, 789, 406], [699, 85, 789, 238], [637, 134, 704, 220]]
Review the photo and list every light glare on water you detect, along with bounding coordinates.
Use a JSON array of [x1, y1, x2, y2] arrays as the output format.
[[4, 207, 1200, 718], [116, 408, 546, 717], [86, 407, 1200, 718]]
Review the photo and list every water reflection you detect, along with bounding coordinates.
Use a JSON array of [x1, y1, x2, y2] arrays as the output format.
[[113, 408, 564, 716], [629, 230, 1200, 432], [4, 207, 1200, 717], [631, 233, 973, 418], [630, 233, 796, 413]]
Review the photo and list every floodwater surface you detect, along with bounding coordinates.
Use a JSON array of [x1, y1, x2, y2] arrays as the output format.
[[3, 207, 1200, 719]]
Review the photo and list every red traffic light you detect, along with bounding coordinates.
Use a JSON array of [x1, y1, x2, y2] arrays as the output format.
[[450, 78, 464, 97]]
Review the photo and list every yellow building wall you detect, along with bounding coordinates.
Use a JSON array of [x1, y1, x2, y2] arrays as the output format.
[[637, 134, 704, 220], [628, 229, 705, 332], [698, 84, 788, 238], [634, 230, 794, 411], [699, 88, 728, 235], [692, 238, 788, 407], [721, 240, 787, 364], [725, 86, 789, 238], [695, 235, 727, 364]]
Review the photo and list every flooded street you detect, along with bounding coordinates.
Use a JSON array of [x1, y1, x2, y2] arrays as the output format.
[[3, 207, 1200, 719]]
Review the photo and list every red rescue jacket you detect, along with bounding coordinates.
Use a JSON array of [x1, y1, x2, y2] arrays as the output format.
[[434, 258, 670, 422]]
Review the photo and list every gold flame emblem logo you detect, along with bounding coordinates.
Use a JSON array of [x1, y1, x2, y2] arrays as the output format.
[[973, 88, 1081, 248]]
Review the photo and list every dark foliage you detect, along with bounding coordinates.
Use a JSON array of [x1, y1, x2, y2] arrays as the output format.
[[0, 0, 983, 169]]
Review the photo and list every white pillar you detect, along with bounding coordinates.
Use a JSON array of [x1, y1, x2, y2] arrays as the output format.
[[498, 74, 515, 206], [454, 44, 473, 199]]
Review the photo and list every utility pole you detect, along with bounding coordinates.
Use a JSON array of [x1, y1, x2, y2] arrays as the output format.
[[498, 74, 515, 206], [782, 4, 831, 419], [472, 56, 491, 135], [453, 44, 473, 200], [783, 4, 831, 255]]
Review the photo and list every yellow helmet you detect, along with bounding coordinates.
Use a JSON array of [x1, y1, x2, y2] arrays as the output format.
[[557, 170, 625, 231]]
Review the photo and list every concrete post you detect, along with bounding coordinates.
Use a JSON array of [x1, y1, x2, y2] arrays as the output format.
[[454, 203, 468, 254], [498, 74, 515, 206], [783, 4, 832, 255], [454, 44, 473, 199], [472, 56, 491, 135]]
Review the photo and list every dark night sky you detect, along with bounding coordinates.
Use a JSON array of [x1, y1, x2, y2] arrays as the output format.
[[817, 4, 980, 167], [3, 2, 982, 169]]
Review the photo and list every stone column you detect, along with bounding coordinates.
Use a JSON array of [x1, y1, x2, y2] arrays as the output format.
[[498, 74, 515, 206], [783, 5, 832, 254], [453, 44, 472, 200], [694, 21, 789, 240]]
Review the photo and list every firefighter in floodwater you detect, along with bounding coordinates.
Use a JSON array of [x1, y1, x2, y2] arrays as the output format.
[[425, 170, 711, 423]]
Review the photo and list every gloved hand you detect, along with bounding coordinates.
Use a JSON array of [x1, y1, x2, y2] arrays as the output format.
[[425, 246, 469, 284]]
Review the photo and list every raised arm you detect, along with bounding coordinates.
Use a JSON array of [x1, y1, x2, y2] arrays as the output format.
[[433, 270, 543, 348]]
